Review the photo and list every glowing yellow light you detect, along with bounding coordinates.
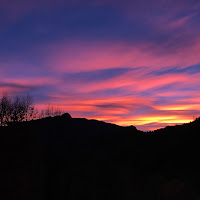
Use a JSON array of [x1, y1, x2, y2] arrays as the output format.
[[154, 104, 200, 111]]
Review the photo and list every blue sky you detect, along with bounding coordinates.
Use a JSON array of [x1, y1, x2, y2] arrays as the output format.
[[1, 0, 200, 130]]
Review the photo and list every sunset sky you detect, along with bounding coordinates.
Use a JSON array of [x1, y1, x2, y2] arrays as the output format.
[[1, 0, 200, 130]]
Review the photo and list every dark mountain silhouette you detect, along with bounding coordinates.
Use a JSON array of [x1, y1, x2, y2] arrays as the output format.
[[1, 113, 200, 200]]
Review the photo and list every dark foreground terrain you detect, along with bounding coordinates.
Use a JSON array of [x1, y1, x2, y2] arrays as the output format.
[[1, 113, 200, 200]]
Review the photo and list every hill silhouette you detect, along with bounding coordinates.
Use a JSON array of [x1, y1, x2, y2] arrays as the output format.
[[1, 113, 200, 200]]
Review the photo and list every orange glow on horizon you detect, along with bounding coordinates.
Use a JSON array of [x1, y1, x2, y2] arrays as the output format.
[[36, 102, 195, 131], [108, 116, 192, 126], [154, 104, 200, 111]]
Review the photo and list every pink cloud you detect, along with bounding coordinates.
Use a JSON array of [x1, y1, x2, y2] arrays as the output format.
[[42, 37, 200, 74], [0, 76, 60, 100], [0, 86, 26, 95], [168, 13, 197, 29], [3, 43, 200, 131], [55, 70, 199, 94], [2, 77, 59, 87], [43, 95, 155, 112]]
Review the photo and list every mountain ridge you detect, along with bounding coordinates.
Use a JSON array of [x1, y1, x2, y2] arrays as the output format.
[[1, 113, 200, 200]]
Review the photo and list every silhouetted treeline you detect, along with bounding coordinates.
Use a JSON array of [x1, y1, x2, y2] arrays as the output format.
[[0, 93, 63, 126]]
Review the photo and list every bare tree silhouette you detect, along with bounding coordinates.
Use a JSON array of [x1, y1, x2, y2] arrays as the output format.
[[39, 104, 63, 118], [0, 93, 11, 126], [0, 93, 64, 126], [0, 93, 36, 126]]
